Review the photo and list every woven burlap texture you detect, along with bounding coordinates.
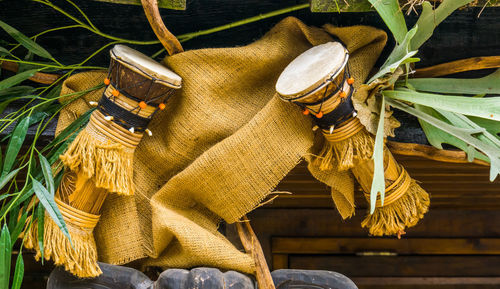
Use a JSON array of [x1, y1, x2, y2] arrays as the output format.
[[55, 17, 387, 273]]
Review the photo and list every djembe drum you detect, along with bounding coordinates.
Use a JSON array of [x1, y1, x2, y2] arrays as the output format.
[[276, 42, 429, 237], [25, 45, 182, 277]]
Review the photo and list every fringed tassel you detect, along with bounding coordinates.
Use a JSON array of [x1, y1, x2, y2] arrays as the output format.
[[25, 213, 102, 278], [60, 111, 141, 195], [361, 180, 430, 236], [315, 117, 374, 171]]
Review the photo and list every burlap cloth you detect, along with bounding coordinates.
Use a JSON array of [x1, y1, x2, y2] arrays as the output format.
[[56, 17, 387, 274]]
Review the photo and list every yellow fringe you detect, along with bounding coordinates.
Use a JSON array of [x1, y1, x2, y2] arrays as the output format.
[[24, 213, 102, 278], [60, 126, 134, 196], [361, 180, 430, 236], [315, 129, 374, 171]]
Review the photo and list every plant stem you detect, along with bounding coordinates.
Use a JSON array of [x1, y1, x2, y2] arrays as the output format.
[[33, 0, 161, 45], [152, 3, 310, 57], [178, 3, 309, 41], [0, 58, 105, 70]]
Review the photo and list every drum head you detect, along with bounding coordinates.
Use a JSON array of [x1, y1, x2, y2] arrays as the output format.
[[276, 42, 348, 99], [111, 45, 182, 88]]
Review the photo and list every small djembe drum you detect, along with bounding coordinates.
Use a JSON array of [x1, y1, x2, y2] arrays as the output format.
[[276, 42, 429, 237], [25, 45, 182, 277]]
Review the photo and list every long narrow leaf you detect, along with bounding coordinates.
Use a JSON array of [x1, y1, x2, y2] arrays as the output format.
[[0, 224, 12, 289], [370, 96, 386, 214], [0, 20, 54, 59], [2, 116, 30, 177], [0, 168, 21, 191], [10, 253, 24, 289], [0, 86, 34, 99], [407, 69, 500, 95], [41, 108, 93, 154], [32, 179, 71, 242], [39, 154, 54, 195], [0, 46, 12, 57], [368, 0, 407, 44], [384, 90, 500, 121], [0, 69, 39, 91], [37, 204, 45, 262], [10, 209, 28, 245], [387, 98, 500, 181]]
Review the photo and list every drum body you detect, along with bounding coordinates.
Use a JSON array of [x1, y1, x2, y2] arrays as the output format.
[[275, 42, 429, 237], [100, 44, 182, 132], [276, 41, 355, 130]]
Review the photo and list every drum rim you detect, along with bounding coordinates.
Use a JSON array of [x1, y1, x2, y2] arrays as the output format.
[[110, 45, 182, 89], [276, 42, 349, 100]]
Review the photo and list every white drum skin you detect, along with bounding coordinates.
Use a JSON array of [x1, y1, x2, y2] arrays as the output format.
[[276, 42, 348, 99], [111, 44, 182, 89]]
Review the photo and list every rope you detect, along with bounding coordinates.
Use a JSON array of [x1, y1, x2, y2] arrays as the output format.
[[322, 117, 364, 142], [89, 110, 143, 148], [364, 167, 411, 208], [55, 198, 100, 229]]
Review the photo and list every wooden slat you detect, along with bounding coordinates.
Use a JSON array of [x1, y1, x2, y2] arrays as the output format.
[[272, 254, 288, 270], [248, 209, 500, 238], [352, 277, 500, 285], [273, 156, 500, 209], [288, 256, 500, 277], [272, 237, 500, 255]]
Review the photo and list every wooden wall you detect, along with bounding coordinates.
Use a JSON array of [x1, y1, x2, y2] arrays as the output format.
[[1, 1, 499, 288], [242, 155, 500, 288]]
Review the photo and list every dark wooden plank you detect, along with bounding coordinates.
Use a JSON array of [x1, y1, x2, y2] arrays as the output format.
[[247, 208, 500, 267], [272, 254, 288, 271], [272, 237, 500, 255], [353, 277, 500, 285], [354, 277, 500, 289], [272, 155, 500, 209], [288, 255, 500, 277]]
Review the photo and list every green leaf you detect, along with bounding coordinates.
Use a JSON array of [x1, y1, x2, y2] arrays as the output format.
[[384, 89, 500, 121], [386, 98, 500, 181], [0, 194, 16, 202], [0, 168, 21, 192], [10, 209, 28, 245], [0, 98, 21, 115], [0, 69, 39, 91], [0, 86, 35, 98], [39, 153, 54, 195], [369, 96, 386, 213], [36, 204, 45, 262], [1, 111, 48, 143], [45, 84, 63, 99], [415, 105, 489, 163], [468, 116, 500, 136], [32, 178, 71, 243], [10, 253, 24, 289], [0, 46, 12, 57], [0, 20, 54, 59], [410, 0, 475, 51], [438, 109, 500, 153], [407, 69, 500, 95], [368, 0, 407, 44], [368, 26, 418, 83], [2, 116, 30, 177], [0, 224, 12, 289], [42, 108, 93, 156]]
